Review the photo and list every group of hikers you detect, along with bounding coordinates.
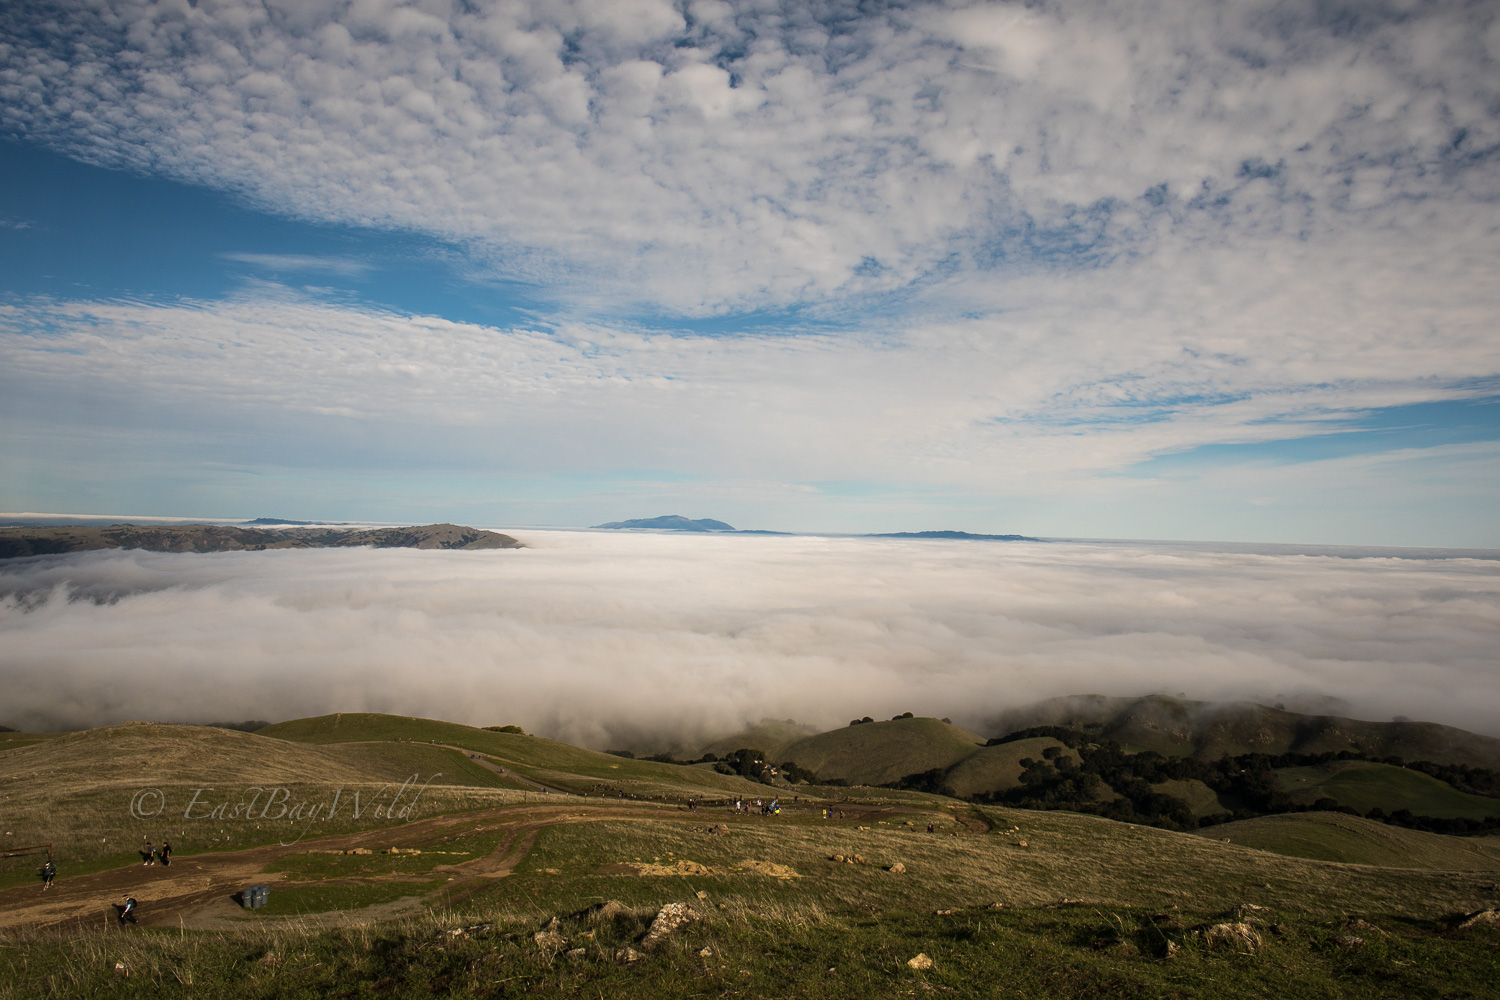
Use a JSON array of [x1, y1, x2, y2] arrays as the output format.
[[37, 836, 173, 927], [731, 796, 784, 815]]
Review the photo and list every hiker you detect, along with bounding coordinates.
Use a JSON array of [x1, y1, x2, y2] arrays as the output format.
[[926, 822, 934, 833], [119, 895, 138, 926], [40, 860, 55, 890], [160, 842, 172, 867], [142, 842, 155, 866]]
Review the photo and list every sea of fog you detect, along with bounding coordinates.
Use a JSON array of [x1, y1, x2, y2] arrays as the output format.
[[1, 530, 1497, 747]]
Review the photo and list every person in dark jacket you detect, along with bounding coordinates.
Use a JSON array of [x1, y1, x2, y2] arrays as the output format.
[[119, 895, 138, 925], [40, 861, 56, 890]]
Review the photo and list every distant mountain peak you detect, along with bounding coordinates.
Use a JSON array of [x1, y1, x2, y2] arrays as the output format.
[[592, 515, 736, 532]]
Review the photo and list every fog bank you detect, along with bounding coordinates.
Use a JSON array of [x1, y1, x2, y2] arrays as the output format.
[[1, 532, 1496, 747]]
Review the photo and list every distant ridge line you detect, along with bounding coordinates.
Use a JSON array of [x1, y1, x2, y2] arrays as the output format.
[[864, 530, 1039, 542]]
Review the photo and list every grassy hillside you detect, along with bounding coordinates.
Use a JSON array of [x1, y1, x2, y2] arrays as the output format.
[[1275, 760, 1500, 819], [259, 713, 784, 800], [7, 713, 1500, 998], [1150, 778, 1231, 817], [0, 731, 63, 751], [775, 717, 986, 787], [944, 737, 1068, 798], [0, 723, 532, 885], [9, 795, 1500, 998], [988, 694, 1500, 767], [695, 718, 820, 761], [1202, 811, 1500, 868]]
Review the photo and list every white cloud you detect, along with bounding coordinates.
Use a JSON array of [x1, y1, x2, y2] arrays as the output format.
[[2, 0, 1495, 310], [218, 253, 372, 276], [1, 534, 1496, 746], [2, 198, 1496, 512]]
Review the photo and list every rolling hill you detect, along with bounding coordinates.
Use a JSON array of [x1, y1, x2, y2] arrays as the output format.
[[986, 693, 1500, 768], [258, 713, 785, 800], [1275, 760, 1500, 819], [0, 522, 522, 559], [775, 717, 989, 787], [694, 718, 821, 761]]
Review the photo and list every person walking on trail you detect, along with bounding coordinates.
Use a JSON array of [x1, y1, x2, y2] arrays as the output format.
[[143, 842, 155, 865], [119, 895, 138, 926], [40, 860, 55, 890], [160, 842, 172, 867]]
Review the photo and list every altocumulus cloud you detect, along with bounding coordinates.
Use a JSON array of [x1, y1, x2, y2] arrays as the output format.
[[2, 0, 1496, 310], [1, 533, 1496, 744]]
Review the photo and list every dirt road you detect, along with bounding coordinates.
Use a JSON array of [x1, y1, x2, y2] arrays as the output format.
[[0, 802, 669, 934]]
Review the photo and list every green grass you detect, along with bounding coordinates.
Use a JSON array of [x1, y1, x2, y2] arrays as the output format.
[[5, 889, 1500, 998], [253, 879, 445, 916], [945, 737, 1067, 797], [267, 828, 510, 881], [0, 723, 549, 889], [1150, 778, 1230, 817], [777, 717, 987, 787], [1275, 761, 1500, 819], [1001, 694, 1500, 768], [0, 732, 64, 752], [10, 711, 1500, 998], [259, 714, 780, 799], [1199, 811, 1500, 869]]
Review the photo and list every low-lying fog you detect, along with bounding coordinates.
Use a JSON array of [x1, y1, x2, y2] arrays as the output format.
[[1, 531, 1497, 747]]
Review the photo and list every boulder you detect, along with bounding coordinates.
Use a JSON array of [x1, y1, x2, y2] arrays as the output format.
[[615, 946, 645, 963], [707, 823, 731, 836], [907, 953, 934, 970], [1203, 922, 1262, 953], [888, 863, 906, 874], [1332, 935, 1365, 951], [1458, 909, 1500, 931], [640, 902, 697, 950], [533, 917, 567, 950]]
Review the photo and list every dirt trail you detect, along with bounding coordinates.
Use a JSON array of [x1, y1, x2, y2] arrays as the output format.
[[0, 802, 668, 934], [1, 790, 945, 935], [435, 743, 576, 796]]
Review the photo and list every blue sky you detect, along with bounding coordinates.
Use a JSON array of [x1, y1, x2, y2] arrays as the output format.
[[2, 0, 1499, 545]]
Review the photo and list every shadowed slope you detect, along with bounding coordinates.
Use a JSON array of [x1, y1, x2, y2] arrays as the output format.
[[1199, 811, 1500, 868]]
